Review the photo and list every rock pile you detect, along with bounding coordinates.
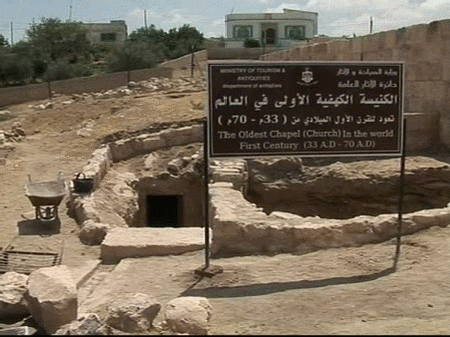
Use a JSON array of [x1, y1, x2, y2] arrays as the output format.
[[0, 266, 213, 335], [0, 122, 26, 145], [24, 76, 206, 112]]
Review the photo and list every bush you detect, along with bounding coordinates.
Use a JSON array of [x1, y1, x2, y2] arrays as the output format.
[[71, 63, 94, 78], [244, 38, 260, 48], [107, 42, 160, 72], [0, 55, 33, 85], [43, 60, 73, 81]]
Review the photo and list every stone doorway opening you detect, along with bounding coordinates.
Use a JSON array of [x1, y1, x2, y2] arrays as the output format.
[[146, 195, 183, 227]]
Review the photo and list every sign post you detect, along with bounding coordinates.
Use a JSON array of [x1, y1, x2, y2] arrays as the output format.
[[204, 61, 404, 272]]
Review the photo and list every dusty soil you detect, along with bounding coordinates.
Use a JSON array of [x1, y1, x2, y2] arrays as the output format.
[[0, 67, 449, 335]]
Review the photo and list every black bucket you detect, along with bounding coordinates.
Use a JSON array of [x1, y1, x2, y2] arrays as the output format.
[[73, 173, 94, 193]]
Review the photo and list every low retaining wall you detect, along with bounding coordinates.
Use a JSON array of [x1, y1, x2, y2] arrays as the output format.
[[108, 124, 203, 162], [0, 67, 172, 108], [210, 182, 450, 257]]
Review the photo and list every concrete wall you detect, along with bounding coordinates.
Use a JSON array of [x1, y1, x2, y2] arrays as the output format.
[[160, 50, 208, 70], [260, 19, 450, 151], [0, 67, 172, 108], [207, 47, 285, 60]]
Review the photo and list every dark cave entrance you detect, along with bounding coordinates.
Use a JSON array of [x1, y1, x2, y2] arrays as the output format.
[[146, 195, 183, 227]]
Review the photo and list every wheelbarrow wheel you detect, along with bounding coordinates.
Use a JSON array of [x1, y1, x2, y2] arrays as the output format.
[[36, 206, 58, 221]]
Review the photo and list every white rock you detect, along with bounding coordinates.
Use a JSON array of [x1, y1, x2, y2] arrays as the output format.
[[0, 110, 12, 121], [105, 292, 161, 333], [164, 296, 212, 335], [79, 220, 109, 245], [25, 265, 78, 334], [0, 271, 29, 318]]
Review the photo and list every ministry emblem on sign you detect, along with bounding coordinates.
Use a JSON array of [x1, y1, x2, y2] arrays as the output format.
[[298, 67, 318, 86]]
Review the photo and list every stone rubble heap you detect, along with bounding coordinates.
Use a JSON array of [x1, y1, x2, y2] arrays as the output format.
[[0, 122, 26, 145], [0, 266, 213, 335], [28, 77, 206, 111]]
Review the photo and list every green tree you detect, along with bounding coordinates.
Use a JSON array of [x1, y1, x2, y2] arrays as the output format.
[[11, 41, 48, 79], [124, 24, 204, 62], [128, 24, 167, 45], [0, 34, 9, 48], [166, 24, 204, 59], [107, 42, 160, 72], [0, 53, 33, 85], [26, 17, 91, 62]]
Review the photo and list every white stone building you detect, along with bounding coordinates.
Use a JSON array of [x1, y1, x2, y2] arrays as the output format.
[[225, 8, 318, 48], [82, 20, 127, 45]]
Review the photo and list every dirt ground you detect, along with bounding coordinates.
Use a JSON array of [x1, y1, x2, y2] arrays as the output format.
[[0, 67, 449, 335]]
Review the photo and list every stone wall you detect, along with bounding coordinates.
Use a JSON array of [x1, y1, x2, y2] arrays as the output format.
[[210, 181, 450, 257], [261, 19, 450, 151], [0, 67, 172, 108]]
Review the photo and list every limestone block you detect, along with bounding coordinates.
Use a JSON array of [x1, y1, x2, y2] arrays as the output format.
[[404, 24, 428, 44], [100, 227, 206, 263], [0, 131, 6, 145], [350, 52, 363, 61], [443, 61, 450, 82], [404, 112, 439, 132], [158, 125, 203, 147], [409, 207, 450, 227], [72, 196, 101, 224], [79, 220, 110, 246], [105, 293, 161, 333], [408, 62, 444, 81], [164, 297, 212, 335], [109, 138, 141, 162], [384, 30, 398, 49], [0, 272, 29, 318], [25, 265, 78, 334], [408, 81, 448, 99], [404, 112, 439, 151], [360, 35, 374, 53], [350, 37, 363, 54], [138, 135, 165, 152], [82, 145, 112, 187], [211, 169, 244, 190], [144, 153, 159, 170], [363, 51, 387, 61]]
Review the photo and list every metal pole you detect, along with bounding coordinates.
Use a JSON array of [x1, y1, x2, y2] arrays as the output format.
[[191, 46, 195, 78], [394, 119, 407, 268], [203, 120, 210, 268], [144, 9, 148, 29]]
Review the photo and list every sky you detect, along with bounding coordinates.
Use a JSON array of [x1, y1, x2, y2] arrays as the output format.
[[0, 0, 449, 43]]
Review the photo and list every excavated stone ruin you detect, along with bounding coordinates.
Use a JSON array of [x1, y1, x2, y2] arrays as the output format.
[[69, 123, 450, 258], [244, 156, 450, 219]]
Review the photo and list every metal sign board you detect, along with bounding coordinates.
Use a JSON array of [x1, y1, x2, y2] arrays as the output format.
[[208, 61, 404, 158]]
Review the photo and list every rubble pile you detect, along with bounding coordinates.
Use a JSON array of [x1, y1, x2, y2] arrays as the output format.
[[0, 122, 26, 145], [26, 76, 206, 111], [0, 267, 213, 335]]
